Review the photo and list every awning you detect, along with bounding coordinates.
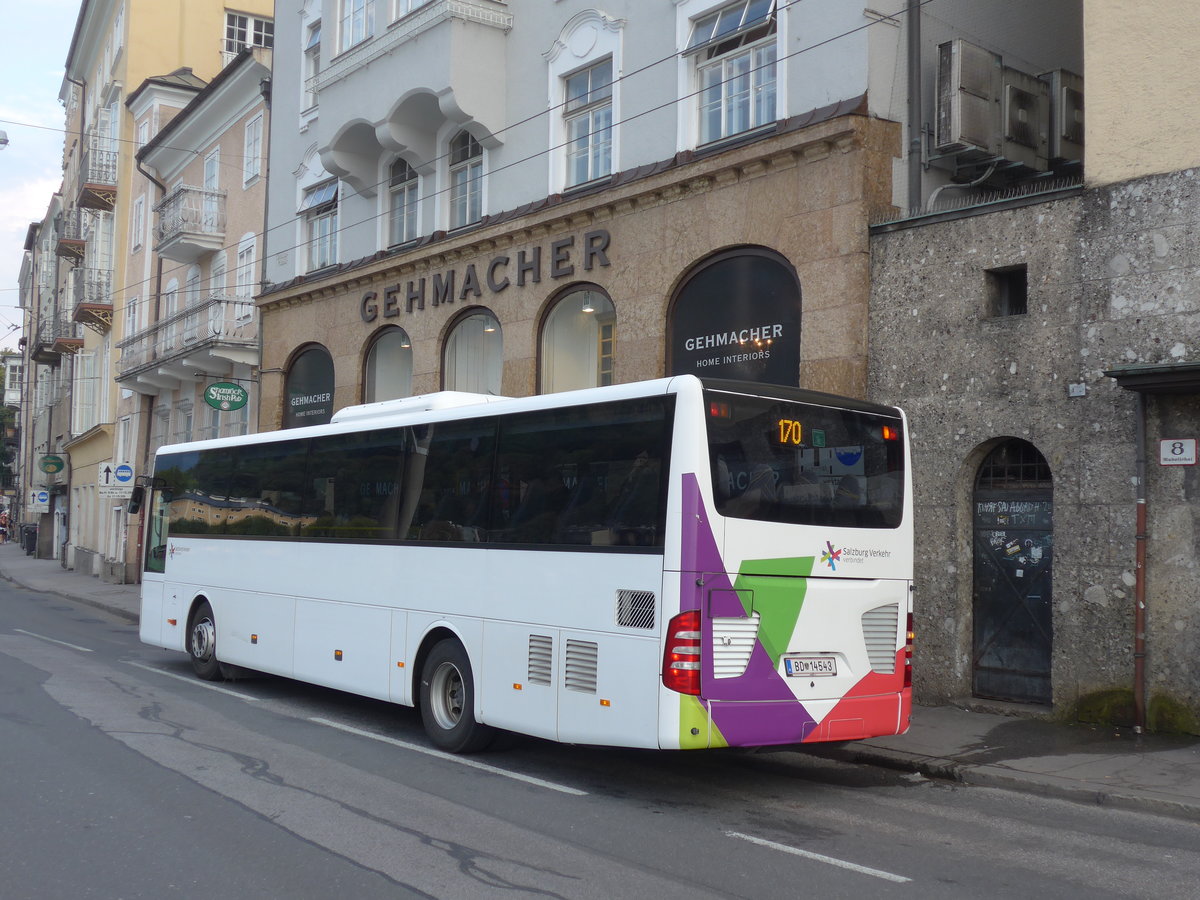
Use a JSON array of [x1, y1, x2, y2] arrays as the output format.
[[1103, 361, 1200, 394]]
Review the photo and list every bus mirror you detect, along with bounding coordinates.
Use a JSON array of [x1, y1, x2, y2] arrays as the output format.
[[127, 485, 145, 515]]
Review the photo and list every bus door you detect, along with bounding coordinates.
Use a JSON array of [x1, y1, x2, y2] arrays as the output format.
[[135, 479, 171, 647]]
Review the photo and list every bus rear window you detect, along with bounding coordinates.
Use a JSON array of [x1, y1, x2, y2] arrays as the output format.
[[705, 390, 905, 529]]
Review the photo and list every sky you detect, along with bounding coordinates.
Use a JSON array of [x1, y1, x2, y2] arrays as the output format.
[[0, 0, 80, 352]]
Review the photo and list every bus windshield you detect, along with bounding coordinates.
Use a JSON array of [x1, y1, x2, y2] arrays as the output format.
[[705, 388, 905, 528]]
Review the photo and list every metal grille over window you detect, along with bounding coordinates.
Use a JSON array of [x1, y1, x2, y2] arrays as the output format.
[[527, 634, 553, 686], [711, 612, 760, 678], [861, 603, 899, 673], [615, 589, 655, 629], [564, 640, 598, 693]]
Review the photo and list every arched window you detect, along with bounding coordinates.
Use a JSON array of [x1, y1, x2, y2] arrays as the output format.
[[448, 130, 482, 228], [364, 327, 413, 402], [388, 158, 419, 246], [540, 287, 615, 393], [284, 344, 335, 428], [443, 311, 501, 394]]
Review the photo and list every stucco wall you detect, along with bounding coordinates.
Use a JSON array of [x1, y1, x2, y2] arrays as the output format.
[[1084, 0, 1200, 186]]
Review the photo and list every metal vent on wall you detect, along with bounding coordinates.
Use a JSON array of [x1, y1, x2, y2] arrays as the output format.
[[862, 603, 899, 673], [564, 640, 598, 693], [616, 589, 656, 629], [711, 612, 760, 679], [527, 634, 552, 686]]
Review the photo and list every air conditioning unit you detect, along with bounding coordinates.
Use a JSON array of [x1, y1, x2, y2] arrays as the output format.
[[1040, 68, 1084, 162], [935, 39, 1002, 156], [935, 39, 1051, 173], [1000, 66, 1049, 171]]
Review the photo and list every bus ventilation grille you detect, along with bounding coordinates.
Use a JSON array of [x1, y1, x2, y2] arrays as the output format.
[[564, 640, 599, 693], [862, 603, 899, 673], [528, 634, 553, 686], [711, 612, 760, 679], [615, 589, 656, 629]]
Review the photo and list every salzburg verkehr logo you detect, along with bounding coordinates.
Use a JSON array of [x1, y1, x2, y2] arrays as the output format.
[[820, 540, 842, 571]]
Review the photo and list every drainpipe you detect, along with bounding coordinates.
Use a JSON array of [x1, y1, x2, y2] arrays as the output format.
[[1133, 391, 1147, 733], [906, 0, 922, 215]]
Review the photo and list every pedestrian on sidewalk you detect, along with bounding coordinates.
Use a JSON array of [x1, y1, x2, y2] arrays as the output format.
[[0, 510, 9, 544]]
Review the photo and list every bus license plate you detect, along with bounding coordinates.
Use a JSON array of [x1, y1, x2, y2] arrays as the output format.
[[784, 656, 837, 677]]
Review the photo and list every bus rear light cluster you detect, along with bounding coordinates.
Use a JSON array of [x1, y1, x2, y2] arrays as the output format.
[[663, 610, 702, 695], [904, 612, 914, 688]]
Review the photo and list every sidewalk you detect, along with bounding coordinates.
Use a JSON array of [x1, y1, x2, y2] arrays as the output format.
[[2, 542, 1198, 820]]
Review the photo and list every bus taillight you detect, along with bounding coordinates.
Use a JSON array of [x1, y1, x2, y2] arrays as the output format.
[[904, 612, 914, 688], [663, 610, 702, 695]]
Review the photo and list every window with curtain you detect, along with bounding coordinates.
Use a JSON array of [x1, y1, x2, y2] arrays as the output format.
[[364, 327, 413, 402], [444, 311, 502, 395], [540, 288, 616, 393]]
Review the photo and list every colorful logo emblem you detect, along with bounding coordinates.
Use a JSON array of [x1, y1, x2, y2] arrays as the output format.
[[820, 540, 842, 571]]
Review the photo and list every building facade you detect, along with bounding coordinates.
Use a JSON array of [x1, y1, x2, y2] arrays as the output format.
[[17, 0, 273, 577]]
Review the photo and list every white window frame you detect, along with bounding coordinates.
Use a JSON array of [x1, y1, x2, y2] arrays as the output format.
[[303, 20, 321, 111], [563, 58, 614, 188], [130, 195, 145, 252], [300, 180, 339, 272], [684, 0, 778, 146], [387, 158, 419, 246], [340, 0, 375, 53], [447, 131, 482, 230], [243, 113, 264, 184], [124, 294, 139, 335], [225, 11, 274, 56]]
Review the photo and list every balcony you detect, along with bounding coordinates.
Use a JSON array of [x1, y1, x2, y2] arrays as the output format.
[[71, 267, 113, 333], [77, 129, 118, 212], [117, 293, 259, 395], [154, 185, 227, 263], [55, 208, 86, 263], [41, 314, 85, 360]]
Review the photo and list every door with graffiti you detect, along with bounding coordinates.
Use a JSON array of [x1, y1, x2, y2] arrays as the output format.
[[972, 440, 1053, 705]]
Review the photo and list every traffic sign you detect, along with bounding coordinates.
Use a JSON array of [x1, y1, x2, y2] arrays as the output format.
[[99, 461, 136, 498]]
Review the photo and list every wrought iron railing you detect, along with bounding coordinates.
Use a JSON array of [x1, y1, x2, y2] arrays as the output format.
[[80, 129, 118, 186], [154, 185, 227, 246], [117, 293, 257, 375], [72, 267, 111, 309]]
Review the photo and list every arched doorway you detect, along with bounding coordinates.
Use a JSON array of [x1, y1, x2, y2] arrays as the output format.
[[972, 439, 1054, 704]]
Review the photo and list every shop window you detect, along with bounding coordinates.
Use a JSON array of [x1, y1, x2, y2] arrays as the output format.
[[364, 327, 413, 402], [444, 311, 502, 395], [285, 345, 335, 428], [540, 288, 616, 393]]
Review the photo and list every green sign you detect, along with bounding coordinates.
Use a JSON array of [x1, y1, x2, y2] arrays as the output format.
[[204, 382, 249, 412], [39, 455, 65, 474]]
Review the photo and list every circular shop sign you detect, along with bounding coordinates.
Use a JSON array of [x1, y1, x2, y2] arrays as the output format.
[[39, 455, 65, 474]]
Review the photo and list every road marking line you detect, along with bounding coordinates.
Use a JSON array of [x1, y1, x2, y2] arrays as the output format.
[[726, 831, 912, 883], [124, 661, 261, 701], [310, 717, 589, 797], [14, 629, 93, 653]]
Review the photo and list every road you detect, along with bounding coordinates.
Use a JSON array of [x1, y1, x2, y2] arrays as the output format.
[[1, 580, 1197, 899]]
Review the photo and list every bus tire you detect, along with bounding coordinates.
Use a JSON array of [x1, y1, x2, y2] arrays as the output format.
[[189, 600, 222, 681], [419, 639, 494, 753]]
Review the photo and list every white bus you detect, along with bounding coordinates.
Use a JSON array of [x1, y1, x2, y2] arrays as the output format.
[[137, 376, 912, 752]]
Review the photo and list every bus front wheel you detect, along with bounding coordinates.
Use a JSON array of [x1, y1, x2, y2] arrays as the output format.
[[419, 639, 495, 753], [189, 601, 221, 681]]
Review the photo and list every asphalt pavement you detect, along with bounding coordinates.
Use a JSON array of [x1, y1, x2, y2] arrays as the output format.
[[2, 540, 1197, 821]]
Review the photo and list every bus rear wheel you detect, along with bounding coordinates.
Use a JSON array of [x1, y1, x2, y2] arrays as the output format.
[[419, 639, 495, 753], [189, 601, 221, 681]]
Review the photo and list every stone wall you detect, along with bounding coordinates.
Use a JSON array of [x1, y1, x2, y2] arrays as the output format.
[[870, 169, 1200, 731]]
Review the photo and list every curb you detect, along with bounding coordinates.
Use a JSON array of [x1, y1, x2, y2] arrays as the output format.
[[0, 569, 140, 625], [823, 743, 1200, 823]]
